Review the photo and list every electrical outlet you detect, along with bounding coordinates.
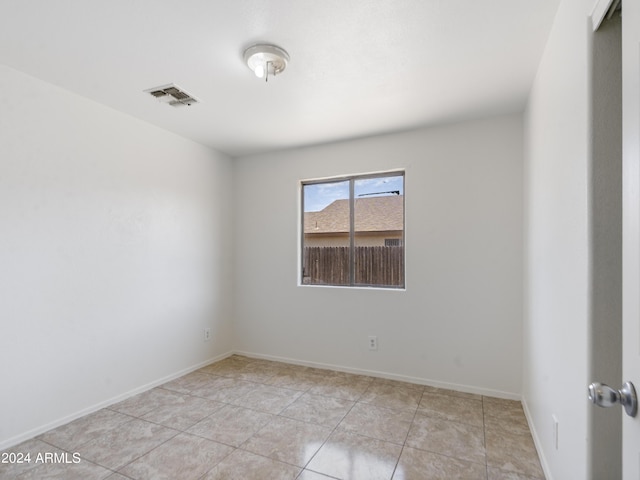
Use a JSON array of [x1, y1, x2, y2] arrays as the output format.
[[204, 328, 211, 342], [552, 415, 559, 450], [368, 336, 378, 350]]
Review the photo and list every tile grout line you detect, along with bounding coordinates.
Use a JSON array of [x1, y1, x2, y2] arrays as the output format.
[[482, 396, 490, 480], [295, 383, 364, 474], [389, 390, 423, 480]]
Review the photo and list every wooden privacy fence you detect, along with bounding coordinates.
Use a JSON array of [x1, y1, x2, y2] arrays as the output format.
[[303, 246, 404, 287]]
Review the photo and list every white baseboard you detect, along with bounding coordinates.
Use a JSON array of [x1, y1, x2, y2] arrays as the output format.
[[234, 350, 521, 401], [0, 351, 233, 451], [522, 396, 552, 480]]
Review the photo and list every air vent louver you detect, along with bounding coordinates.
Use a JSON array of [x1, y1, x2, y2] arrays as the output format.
[[144, 83, 198, 107]]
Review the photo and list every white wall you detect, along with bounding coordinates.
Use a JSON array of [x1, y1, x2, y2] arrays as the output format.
[[0, 65, 234, 449], [233, 114, 523, 397], [523, 0, 593, 478]]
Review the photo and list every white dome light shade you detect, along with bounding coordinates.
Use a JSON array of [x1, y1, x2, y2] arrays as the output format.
[[243, 44, 289, 81]]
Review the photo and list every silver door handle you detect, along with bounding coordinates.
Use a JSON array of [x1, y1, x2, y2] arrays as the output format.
[[588, 381, 637, 417]]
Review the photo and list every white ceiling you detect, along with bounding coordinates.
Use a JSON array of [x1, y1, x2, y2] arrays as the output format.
[[0, 0, 561, 157]]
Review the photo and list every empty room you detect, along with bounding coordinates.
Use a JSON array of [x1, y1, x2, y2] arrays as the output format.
[[2, 0, 640, 479]]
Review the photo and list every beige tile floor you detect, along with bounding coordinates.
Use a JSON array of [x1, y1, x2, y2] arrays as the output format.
[[1, 355, 545, 480]]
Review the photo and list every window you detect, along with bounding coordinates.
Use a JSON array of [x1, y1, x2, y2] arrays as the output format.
[[301, 171, 405, 288]]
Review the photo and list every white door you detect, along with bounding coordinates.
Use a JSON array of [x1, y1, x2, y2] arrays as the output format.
[[622, 0, 640, 477]]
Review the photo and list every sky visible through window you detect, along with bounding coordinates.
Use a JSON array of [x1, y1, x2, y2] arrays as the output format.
[[304, 175, 404, 212]]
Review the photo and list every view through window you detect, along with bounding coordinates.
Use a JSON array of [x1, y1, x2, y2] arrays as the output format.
[[301, 172, 405, 288]]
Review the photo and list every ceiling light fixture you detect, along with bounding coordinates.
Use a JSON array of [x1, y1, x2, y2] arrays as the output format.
[[243, 44, 289, 82]]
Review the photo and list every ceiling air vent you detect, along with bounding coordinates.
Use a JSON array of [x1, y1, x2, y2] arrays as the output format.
[[144, 83, 198, 107]]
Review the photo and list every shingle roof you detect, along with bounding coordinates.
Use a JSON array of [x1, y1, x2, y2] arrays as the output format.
[[304, 195, 404, 234]]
